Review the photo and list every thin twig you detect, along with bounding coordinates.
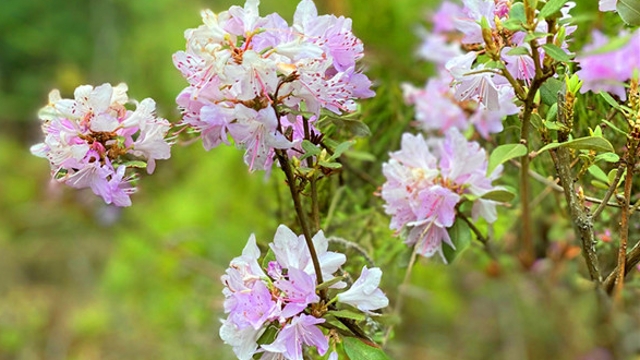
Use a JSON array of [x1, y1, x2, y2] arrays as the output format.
[[382, 238, 421, 346], [614, 159, 634, 300], [327, 236, 375, 267], [458, 212, 498, 260]]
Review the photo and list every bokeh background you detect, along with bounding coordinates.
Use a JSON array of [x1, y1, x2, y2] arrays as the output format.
[[1, 0, 633, 359]]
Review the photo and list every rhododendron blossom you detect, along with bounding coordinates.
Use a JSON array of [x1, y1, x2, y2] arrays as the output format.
[[173, 0, 373, 171], [380, 129, 502, 259], [220, 225, 388, 360], [577, 30, 640, 100], [30, 83, 172, 206]]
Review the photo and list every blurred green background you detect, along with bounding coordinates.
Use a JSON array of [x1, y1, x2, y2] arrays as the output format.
[[0, 0, 631, 359]]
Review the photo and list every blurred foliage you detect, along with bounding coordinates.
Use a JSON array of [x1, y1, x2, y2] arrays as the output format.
[[2, 0, 640, 359]]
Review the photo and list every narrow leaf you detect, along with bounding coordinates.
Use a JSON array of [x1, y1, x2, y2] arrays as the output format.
[[599, 91, 623, 110], [316, 276, 345, 291], [542, 43, 572, 62], [537, 136, 615, 154], [487, 144, 528, 175], [481, 189, 516, 202], [539, 0, 569, 18], [343, 337, 390, 360], [326, 310, 366, 322]]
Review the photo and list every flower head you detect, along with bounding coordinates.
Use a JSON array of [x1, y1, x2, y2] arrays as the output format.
[[381, 129, 502, 259], [174, 0, 373, 172], [30, 83, 172, 206], [220, 225, 387, 359]]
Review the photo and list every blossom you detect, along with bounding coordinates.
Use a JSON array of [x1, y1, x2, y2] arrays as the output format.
[[599, 0, 617, 11], [261, 314, 328, 360], [173, 0, 373, 172], [337, 266, 389, 312], [220, 225, 388, 359], [30, 83, 172, 206], [576, 30, 640, 100], [380, 129, 502, 259]]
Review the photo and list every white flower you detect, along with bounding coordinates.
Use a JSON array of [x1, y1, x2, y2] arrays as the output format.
[[337, 266, 388, 312]]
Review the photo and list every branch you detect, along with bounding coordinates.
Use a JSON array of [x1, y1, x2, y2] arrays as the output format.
[[548, 147, 603, 285], [604, 238, 640, 293]]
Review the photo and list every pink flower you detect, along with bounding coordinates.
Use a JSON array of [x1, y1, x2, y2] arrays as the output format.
[[381, 129, 502, 259], [220, 225, 388, 358], [577, 30, 640, 100], [30, 83, 172, 206], [261, 314, 328, 360], [173, 0, 373, 172]]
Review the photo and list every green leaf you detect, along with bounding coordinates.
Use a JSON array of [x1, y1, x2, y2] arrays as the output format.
[[326, 310, 366, 322], [601, 119, 627, 136], [506, 46, 530, 56], [328, 117, 371, 137], [617, 0, 640, 26], [301, 140, 321, 157], [481, 189, 516, 202], [595, 152, 620, 163], [487, 144, 528, 175], [443, 219, 472, 263], [502, 18, 524, 31], [540, 78, 564, 106], [588, 165, 610, 184], [316, 276, 345, 291], [608, 168, 626, 186], [599, 91, 623, 110], [539, 0, 569, 18], [510, 2, 526, 23], [120, 160, 147, 169], [546, 103, 558, 122], [345, 150, 376, 162], [524, 32, 552, 43], [591, 180, 610, 190], [343, 337, 390, 360], [330, 141, 354, 161], [542, 43, 572, 62], [537, 136, 615, 154], [565, 74, 583, 94], [318, 161, 342, 169], [256, 324, 279, 346]]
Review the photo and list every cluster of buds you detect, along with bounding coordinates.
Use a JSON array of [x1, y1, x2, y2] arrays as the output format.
[[173, 0, 373, 171], [220, 225, 388, 360], [30, 83, 172, 206]]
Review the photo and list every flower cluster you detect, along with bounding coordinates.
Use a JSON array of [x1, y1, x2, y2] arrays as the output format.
[[174, 0, 374, 171], [405, 0, 577, 138], [30, 83, 172, 206], [576, 29, 640, 100], [380, 129, 502, 259], [220, 225, 388, 360]]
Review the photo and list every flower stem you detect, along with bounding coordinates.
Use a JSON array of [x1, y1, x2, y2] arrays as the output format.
[[382, 240, 420, 346], [275, 149, 326, 300]]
